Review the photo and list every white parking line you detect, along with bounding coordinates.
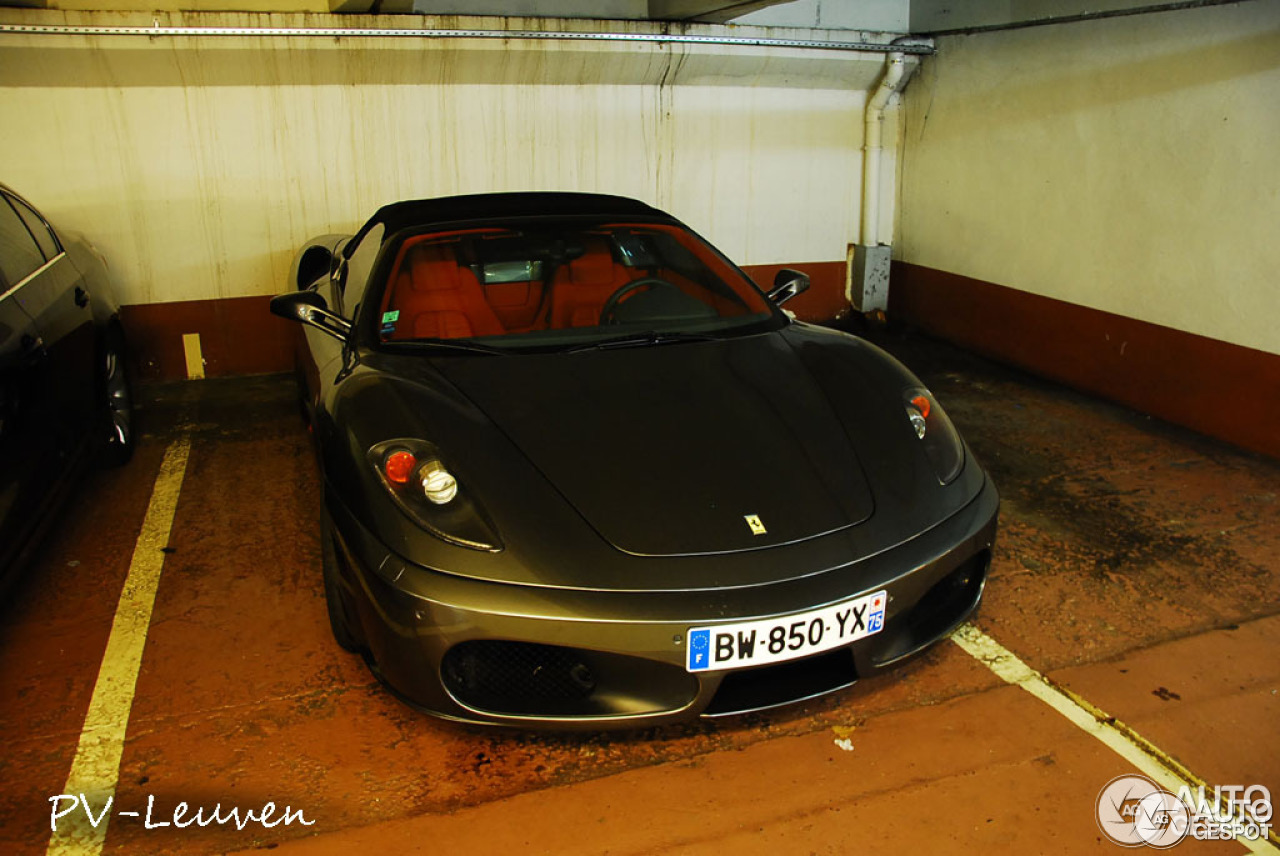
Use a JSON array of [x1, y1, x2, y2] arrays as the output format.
[[46, 436, 191, 856], [950, 623, 1279, 854]]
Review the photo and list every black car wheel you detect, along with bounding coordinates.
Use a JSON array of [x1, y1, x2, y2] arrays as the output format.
[[321, 511, 362, 653], [99, 326, 135, 467]]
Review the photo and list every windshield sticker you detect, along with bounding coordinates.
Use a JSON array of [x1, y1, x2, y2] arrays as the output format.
[[382, 310, 400, 324]]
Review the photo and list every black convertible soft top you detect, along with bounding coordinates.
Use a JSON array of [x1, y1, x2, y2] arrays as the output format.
[[370, 192, 669, 239]]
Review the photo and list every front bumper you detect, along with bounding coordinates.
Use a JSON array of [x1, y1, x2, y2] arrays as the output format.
[[329, 476, 999, 730]]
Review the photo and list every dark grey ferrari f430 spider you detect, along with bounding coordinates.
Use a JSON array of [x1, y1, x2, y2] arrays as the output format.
[[271, 192, 998, 729]]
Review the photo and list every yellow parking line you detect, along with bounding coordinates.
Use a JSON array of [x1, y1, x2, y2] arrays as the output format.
[[951, 623, 1279, 854], [181, 334, 204, 380], [46, 436, 191, 855]]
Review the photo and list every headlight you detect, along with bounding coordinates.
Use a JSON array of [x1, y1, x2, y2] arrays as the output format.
[[904, 388, 965, 485], [368, 439, 501, 551], [418, 460, 458, 505]]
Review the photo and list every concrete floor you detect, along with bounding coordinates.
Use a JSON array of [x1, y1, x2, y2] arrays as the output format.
[[1, 328, 1277, 854]]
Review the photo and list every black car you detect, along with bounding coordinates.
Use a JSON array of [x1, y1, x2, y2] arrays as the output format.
[[272, 192, 997, 729], [0, 184, 133, 591]]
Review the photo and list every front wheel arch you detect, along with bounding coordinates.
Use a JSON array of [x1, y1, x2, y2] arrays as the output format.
[[96, 320, 135, 467]]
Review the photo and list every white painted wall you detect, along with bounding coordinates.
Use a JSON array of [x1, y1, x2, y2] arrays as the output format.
[[0, 11, 891, 307], [898, 1, 1280, 355]]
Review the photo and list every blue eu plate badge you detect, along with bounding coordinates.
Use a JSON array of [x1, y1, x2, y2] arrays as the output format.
[[688, 629, 711, 671]]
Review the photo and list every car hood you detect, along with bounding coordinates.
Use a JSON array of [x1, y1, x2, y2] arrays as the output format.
[[434, 332, 875, 557]]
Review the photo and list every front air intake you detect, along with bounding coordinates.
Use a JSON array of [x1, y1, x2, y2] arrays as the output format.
[[441, 640, 698, 719]]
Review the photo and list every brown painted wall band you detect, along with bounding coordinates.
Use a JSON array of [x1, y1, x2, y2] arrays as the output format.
[[889, 261, 1280, 460], [120, 295, 298, 384]]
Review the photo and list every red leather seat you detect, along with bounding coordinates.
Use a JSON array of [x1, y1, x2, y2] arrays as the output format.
[[388, 242, 506, 340], [548, 243, 626, 329]]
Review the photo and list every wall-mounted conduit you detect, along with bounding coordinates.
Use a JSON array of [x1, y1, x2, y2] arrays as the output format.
[[0, 21, 936, 54]]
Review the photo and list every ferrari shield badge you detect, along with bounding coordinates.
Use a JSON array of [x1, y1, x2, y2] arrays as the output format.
[[744, 514, 767, 535]]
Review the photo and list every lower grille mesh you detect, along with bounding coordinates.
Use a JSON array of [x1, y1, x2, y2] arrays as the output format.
[[443, 641, 596, 711]]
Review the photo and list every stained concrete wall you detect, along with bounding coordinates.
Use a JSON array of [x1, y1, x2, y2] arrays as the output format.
[[897, 0, 1280, 355], [0, 11, 907, 309]]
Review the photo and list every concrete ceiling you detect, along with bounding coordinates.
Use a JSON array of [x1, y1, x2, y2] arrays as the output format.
[[649, 0, 793, 22], [333, 0, 798, 21], [323, 0, 912, 32], [910, 0, 1256, 34]]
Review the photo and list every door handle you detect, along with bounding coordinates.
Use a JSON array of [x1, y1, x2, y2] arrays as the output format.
[[74, 286, 90, 308]]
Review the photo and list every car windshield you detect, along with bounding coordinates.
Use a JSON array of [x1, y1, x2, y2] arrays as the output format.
[[374, 220, 778, 351]]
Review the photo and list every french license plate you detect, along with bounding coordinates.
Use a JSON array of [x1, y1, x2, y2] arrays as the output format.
[[686, 590, 887, 672]]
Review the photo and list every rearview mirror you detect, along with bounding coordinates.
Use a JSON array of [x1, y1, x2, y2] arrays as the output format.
[[766, 269, 810, 305], [270, 291, 352, 341]]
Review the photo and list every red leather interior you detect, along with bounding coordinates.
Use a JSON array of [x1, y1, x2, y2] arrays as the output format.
[[378, 224, 767, 342], [485, 281, 544, 331], [548, 242, 629, 328], [388, 243, 506, 340]]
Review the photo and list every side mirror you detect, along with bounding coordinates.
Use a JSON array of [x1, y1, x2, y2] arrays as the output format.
[[766, 269, 810, 305], [294, 245, 336, 292], [270, 291, 352, 341]]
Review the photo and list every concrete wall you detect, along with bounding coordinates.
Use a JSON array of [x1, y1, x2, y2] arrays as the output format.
[[897, 1, 1280, 356], [0, 11, 895, 316], [893, 0, 1280, 457]]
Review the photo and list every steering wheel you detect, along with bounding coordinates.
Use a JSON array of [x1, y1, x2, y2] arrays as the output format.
[[598, 277, 679, 325]]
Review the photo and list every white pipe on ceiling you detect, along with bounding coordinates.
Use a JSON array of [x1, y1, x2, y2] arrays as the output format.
[[0, 21, 936, 54]]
